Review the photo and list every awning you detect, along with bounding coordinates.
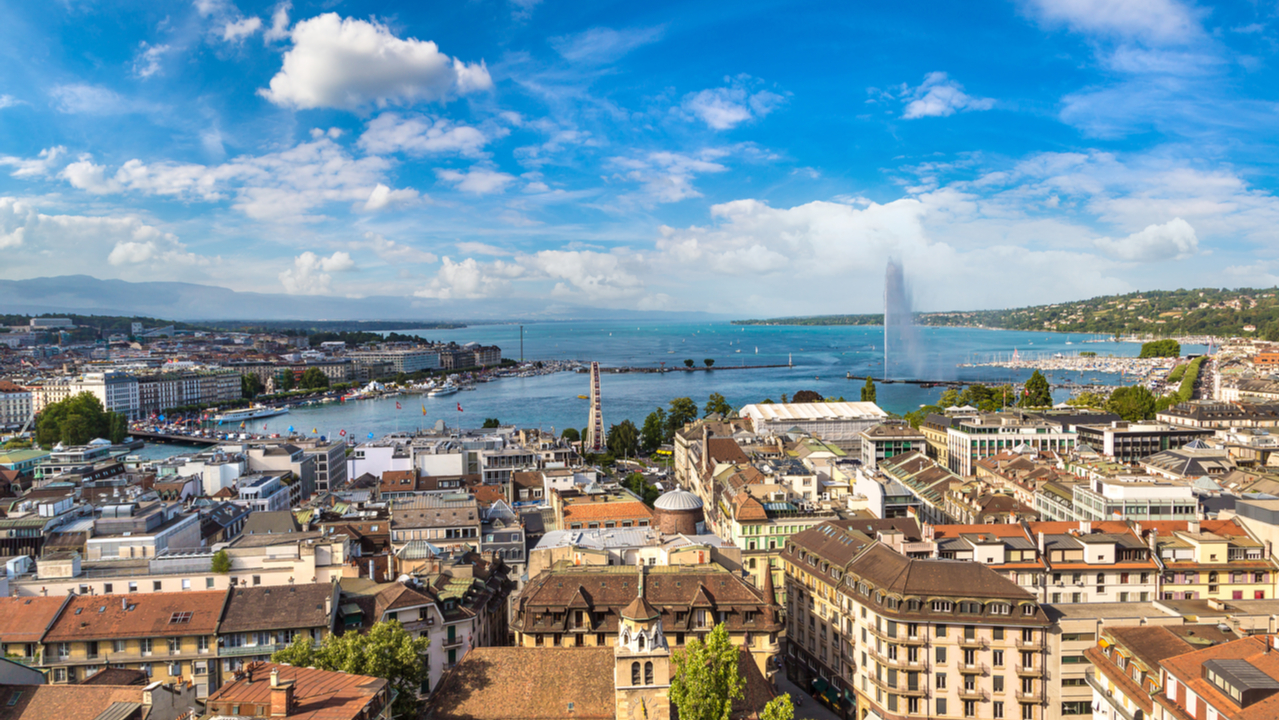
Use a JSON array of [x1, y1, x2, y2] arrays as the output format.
[[823, 687, 841, 705], [812, 677, 830, 693]]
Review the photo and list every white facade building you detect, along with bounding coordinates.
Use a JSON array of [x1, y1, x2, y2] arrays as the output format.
[[0, 381, 34, 429], [738, 402, 888, 451]]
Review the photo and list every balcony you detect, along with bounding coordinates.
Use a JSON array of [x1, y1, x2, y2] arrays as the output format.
[[899, 634, 927, 646], [1015, 665, 1044, 678], [221, 644, 281, 657], [958, 636, 988, 650], [958, 687, 988, 701], [867, 625, 900, 643], [1015, 690, 1043, 703], [958, 662, 989, 676], [441, 635, 464, 648]]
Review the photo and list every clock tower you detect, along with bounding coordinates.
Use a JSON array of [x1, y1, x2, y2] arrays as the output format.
[[614, 566, 671, 720]]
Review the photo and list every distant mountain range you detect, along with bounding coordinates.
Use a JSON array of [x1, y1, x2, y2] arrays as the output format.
[[0, 275, 726, 323]]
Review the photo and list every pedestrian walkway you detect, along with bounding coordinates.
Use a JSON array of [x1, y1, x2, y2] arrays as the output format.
[[774, 673, 844, 720]]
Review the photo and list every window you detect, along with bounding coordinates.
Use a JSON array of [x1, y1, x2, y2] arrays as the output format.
[[631, 662, 641, 685], [964, 700, 976, 717], [53, 668, 67, 683], [936, 699, 947, 716], [644, 661, 654, 685], [128, 582, 138, 593], [993, 650, 1004, 667], [908, 698, 920, 714], [181, 579, 191, 590], [935, 672, 946, 690], [1061, 701, 1091, 715], [1021, 703, 1034, 720], [140, 638, 153, 656], [169, 639, 181, 655], [198, 636, 210, 653], [57, 643, 70, 660], [206, 577, 215, 589], [994, 675, 1004, 692], [103, 583, 113, 594], [936, 647, 946, 664], [114, 640, 126, 653], [993, 701, 1004, 719], [252, 575, 261, 586], [935, 624, 947, 638]]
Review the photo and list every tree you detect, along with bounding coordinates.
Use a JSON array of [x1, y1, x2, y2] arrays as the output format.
[[623, 472, 660, 505], [640, 408, 666, 452], [861, 377, 877, 404], [607, 419, 640, 458], [482, 418, 501, 428], [1139, 339, 1180, 358], [684, 358, 695, 368], [35, 392, 124, 447], [276, 371, 296, 392], [704, 392, 733, 418], [2, 437, 32, 450], [299, 367, 330, 390], [937, 388, 961, 408], [272, 621, 429, 718], [665, 397, 699, 439], [211, 550, 232, 574], [1107, 385, 1157, 422], [241, 374, 264, 399], [1065, 392, 1108, 410], [791, 390, 822, 404], [1019, 370, 1052, 407], [760, 694, 795, 720], [703, 358, 715, 368], [669, 624, 745, 720], [561, 427, 581, 442]]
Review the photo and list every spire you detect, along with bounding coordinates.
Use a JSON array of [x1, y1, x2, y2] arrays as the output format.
[[622, 563, 659, 621], [761, 559, 777, 607]]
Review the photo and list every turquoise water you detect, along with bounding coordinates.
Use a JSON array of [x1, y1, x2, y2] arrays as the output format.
[[230, 322, 1204, 440]]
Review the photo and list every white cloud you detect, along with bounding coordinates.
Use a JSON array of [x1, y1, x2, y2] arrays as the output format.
[[362, 183, 420, 211], [609, 149, 729, 203], [260, 13, 492, 111], [550, 26, 664, 64], [264, 1, 291, 42], [1092, 217, 1198, 261], [60, 157, 124, 194], [455, 241, 510, 256], [1018, 0, 1202, 45], [509, 0, 542, 20], [278, 251, 354, 294], [524, 249, 643, 301], [58, 137, 413, 222], [436, 167, 516, 194], [364, 232, 437, 263], [222, 16, 262, 43], [49, 84, 155, 115], [0, 146, 66, 178], [0, 197, 210, 275], [358, 113, 489, 157], [414, 256, 516, 299], [900, 72, 995, 119], [0, 95, 20, 109], [682, 78, 785, 130], [131, 42, 172, 79]]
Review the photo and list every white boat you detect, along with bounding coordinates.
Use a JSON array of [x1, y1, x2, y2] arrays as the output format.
[[428, 383, 459, 397], [216, 405, 289, 422]]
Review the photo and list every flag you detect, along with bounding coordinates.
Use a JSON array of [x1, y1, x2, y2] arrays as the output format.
[[288, 426, 295, 433], [367, 432, 374, 439], [457, 402, 463, 412], [239, 421, 246, 429], [421, 405, 426, 416], [312, 428, 318, 434], [396, 401, 402, 410], [339, 429, 347, 437]]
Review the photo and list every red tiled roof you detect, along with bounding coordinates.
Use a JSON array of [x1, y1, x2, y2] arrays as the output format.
[[1160, 635, 1278, 720], [0, 596, 68, 644], [0, 685, 150, 720], [44, 590, 228, 641], [208, 662, 389, 720]]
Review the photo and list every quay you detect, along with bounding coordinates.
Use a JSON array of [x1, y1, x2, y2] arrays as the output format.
[[128, 430, 221, 446], [593, 363, 795, 374]]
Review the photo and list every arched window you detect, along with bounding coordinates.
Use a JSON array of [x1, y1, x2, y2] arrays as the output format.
[[637, 633, 646, 650], [631, 661, 641, 685], [644, 661, 654, 685]]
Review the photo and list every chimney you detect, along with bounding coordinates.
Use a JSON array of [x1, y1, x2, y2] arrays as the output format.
[[1189, 521, 1200, 534], [701, 424, 710, 474], [1037, 531, 1045, 555], [1079, 521, 1091, 535], [270, 669, 294, 717]]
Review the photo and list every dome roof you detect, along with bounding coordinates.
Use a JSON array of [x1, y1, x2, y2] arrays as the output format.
[[654, 489, 703, 511]]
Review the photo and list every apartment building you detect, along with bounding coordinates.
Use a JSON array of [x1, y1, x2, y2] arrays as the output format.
[[217, 583, 337, 675], [1074, 422, 1214, 462], [552, 487, 655, 531], [877, 451, 963, 525], [1071, 476, 1199, 522], [346, 349, 440, 374], [207, 662, 393, 720], [389, 494, 481, 552], [135, 369, 240, 414], [0, 380, 34, 429], [946, 414, 1077, 477], [512, 562, 782, 678], [85, 503, 202, 560], [860, 423, 928, 471], [1152, 520, 1275, 601], [781, 521, 1052, 720], [41, 590, 228, 696], [33, 371, 140, 418]]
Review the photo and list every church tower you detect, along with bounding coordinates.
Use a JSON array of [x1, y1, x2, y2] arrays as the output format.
[[614, 567, 671, 720]]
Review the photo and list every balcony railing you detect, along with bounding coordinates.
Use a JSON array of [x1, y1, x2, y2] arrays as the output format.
[[1015, 665, 1043, 678], [958, 687, 989, 701], [441, 636, 464, 648], [958, 636, 988, 649], [1015, 689, 1043, 703], [958, 662, 989, 676]]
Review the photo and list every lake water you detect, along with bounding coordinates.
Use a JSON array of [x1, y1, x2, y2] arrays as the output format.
[[224, 322, 1204, 441]]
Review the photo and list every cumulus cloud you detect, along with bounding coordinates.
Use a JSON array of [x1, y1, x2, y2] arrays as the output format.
[[361, 183, 420, 211], [358, 113, 489, 157], [363, 232, 437, 263], [260, 13, 492, 111], [899, 72, 995, 119], [524, 250, 643, 300], [264, 2, 291, 42], [1093, 217, 1198, 261], [0, 146, 66, 178], [278, 251, 354, 294], [550, 26, 664, 64], [222, 16, 262, 43], [1018, 0, 1202, 45], [49, 84, 154, 115], [414, 256, 518, 299], [682, 77, 785, 130], [0, 197, 210, 274], [435, 167, 516, 194], [55, 137, 414, 222], [455, 241, 510, 256]]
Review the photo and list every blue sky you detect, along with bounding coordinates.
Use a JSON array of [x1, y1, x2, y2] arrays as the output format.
[[0, 0, 1276, 316]]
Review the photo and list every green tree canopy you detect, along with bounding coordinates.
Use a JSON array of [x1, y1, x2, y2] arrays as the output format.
[[704, 392, 733, 418], [1065, 392, 1108, 410], [1107, 385, 1157, 422], [211, 550, 232, 574], [860, 377, 877, 403], [760, 694, 794, 720], [791, 390, 822, 404], [482, 418, 501, 428], [35, 392, 127, 446], [607, 419, 640, 458], [1019, 370, 1052, 407], [241, 374, 264, 399], [703, 358, 715, 368], [272, 621, 429, 717], [641, 407, 667, 452], [670, 624, 745, 720], [299, 367, 331, 389], [561, 427, 580, 442], [623, 472, 660, 505], [1139, 339, 1180, 358], [665, 397, 698, 438], [684, 358, 695, 368]]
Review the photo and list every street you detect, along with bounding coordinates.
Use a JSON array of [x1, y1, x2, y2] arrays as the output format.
[[774, 673, 844, 720]]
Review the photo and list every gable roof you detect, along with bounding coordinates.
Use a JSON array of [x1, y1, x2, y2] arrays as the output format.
[[0, 685, 151, 720], [44, 590, 228, 641], [220, 583, 333, 633], [0, 595, 69, 644]]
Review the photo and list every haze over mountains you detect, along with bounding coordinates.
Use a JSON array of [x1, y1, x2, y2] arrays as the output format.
[[0, 276, 726, 323]]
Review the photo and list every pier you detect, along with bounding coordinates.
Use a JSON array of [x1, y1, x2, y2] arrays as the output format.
[[128, 430, 223, 446]]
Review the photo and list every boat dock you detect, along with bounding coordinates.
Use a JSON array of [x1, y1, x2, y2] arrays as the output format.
[[129, 430, 221, 445]]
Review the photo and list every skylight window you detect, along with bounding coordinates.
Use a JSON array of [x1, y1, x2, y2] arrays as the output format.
[[170, 611, 193, 623]]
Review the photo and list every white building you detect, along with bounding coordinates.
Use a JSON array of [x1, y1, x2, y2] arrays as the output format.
[[33, 371, 140, 418], [0, 381, 34, 429], [738, 402, 888, 451], [1071, 476, 1200, 522], [347, 349, 440, 374]]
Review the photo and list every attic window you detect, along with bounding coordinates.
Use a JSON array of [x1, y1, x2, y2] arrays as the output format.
[[170, 611, 193, 623], [6, 691, 22, 706]]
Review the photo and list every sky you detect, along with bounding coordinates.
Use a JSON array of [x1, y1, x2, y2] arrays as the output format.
[[0, 0, 1276, 317]]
